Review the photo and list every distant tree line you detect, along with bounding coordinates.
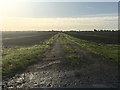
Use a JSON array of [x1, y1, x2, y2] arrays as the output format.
[[94, 29, 119, 32], [48, 29, 120, 32]]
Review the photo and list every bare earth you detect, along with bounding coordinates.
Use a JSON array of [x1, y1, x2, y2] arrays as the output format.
[[2, 34, 118, 89]]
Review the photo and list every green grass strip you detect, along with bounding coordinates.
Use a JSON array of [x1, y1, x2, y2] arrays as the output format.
[[2, 34, 59, 79], [64, 33, 119, 62]]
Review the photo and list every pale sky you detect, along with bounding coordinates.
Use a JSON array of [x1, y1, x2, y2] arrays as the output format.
[[0, 1, 118, 31]]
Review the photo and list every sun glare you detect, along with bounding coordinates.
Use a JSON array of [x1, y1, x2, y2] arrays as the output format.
[[0, 1, 118, 31]]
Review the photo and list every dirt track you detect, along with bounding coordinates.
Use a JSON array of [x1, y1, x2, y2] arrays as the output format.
[[2, 34, 118, 89]]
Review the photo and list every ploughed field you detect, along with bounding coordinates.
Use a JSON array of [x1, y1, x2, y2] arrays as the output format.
[[2, 31, 58, 47], [64, 31, 119, 44], [2, 31, 119, 89]]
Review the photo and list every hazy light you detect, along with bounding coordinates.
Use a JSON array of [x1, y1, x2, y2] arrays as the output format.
[[1, 16, 118, 31], [0, 1, 118, 31]]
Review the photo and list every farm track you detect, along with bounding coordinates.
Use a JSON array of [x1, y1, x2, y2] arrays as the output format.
[[2, 33, 118, 89]]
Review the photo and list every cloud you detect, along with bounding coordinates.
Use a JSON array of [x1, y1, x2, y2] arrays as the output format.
[[1, 16, 118, 31]]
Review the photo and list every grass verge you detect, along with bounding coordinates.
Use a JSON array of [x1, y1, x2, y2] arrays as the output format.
[[64, 33, 119, 62], [2, 34, 58, 79]]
